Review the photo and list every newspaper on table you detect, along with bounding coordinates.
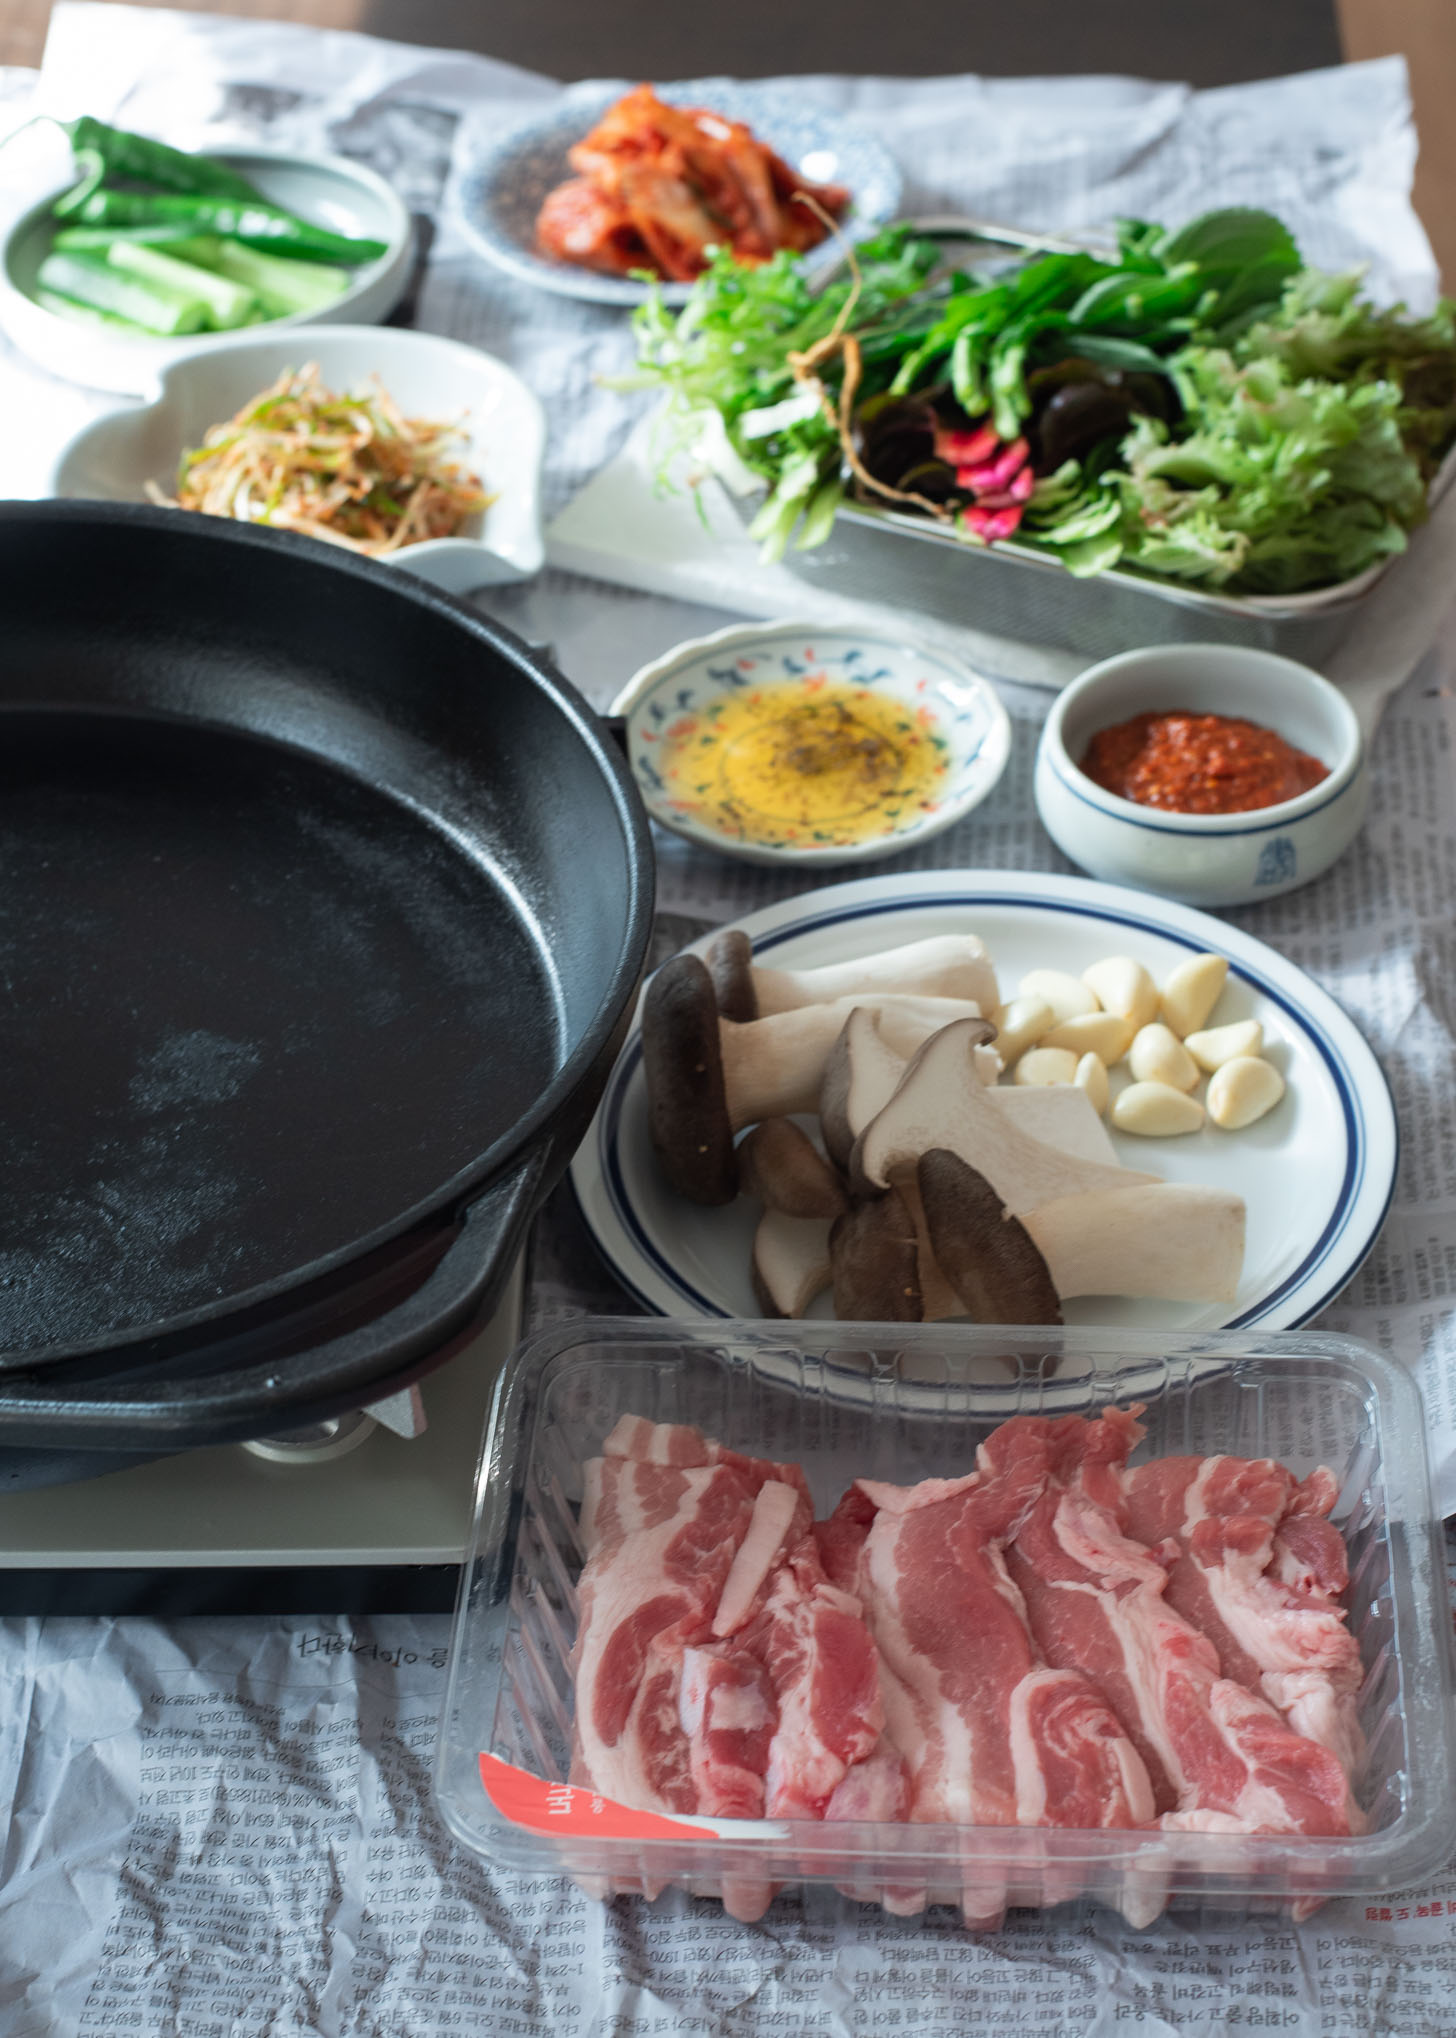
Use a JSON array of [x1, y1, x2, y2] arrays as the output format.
[[2, 11, 1456, 2035]]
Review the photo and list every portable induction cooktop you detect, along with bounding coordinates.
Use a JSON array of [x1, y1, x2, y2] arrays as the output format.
[[0, 1262, 523, 1616]]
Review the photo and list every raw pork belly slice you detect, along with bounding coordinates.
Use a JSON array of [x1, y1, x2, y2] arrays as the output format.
[[1005, 1417, 1357, 1837], [572, 1416, 888, 1832], [567, 1406, 1364, 1926], [823, 1416, 1154, 1833], [572, 1417, 811, 1813], [1123, 1454, 1365, 1780]]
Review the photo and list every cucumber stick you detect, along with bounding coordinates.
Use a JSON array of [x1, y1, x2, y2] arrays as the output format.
[[169, 235, 351, 318], [35, 287, 144, 334], [106, 241, 258, 328], [35, 249, 209, 335]]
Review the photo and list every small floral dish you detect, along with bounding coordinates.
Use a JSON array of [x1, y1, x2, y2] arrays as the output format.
[[455, 79, 903, 308], [1034, 643, 1366, 909], [611, 620, 1012, 866]]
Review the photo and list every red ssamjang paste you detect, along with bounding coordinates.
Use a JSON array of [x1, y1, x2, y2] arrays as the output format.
[[1080, 710, 1329, 815]]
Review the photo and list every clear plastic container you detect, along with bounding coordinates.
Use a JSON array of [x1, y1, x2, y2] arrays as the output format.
[[434, 1318, 1456, 1926]]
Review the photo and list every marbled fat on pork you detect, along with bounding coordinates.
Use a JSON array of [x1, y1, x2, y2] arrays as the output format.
[[566, 1407, 1363, 1891]]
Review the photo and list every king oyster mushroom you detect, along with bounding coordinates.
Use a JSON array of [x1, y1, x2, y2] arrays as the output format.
[[737, 1118, 848, 1218], [751, 1209, 834, 1318], [828, 1187, 923, 1321], [642, 955, 995, 1203], [820, 1005, 998, 1170], [705, 930, 1000, 1022], [915, 1148, 1062, 1325], [850, 1017, 1158, 1213], [896, 1173, 966, 1322]]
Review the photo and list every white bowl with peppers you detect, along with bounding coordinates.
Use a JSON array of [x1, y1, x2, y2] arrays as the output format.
[[0, 119, 411, 395]]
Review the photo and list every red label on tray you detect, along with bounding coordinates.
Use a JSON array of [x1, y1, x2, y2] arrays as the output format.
[[477, 1754, 715, 1839]]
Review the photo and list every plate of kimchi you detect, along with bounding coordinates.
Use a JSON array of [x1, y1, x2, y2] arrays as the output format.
[[456, 79, 903, 305]]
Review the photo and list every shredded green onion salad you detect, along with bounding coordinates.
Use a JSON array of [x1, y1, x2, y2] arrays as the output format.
[[147, 365, 493, 556]]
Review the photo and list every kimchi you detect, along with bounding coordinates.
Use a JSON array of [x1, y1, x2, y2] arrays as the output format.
[[535, 84, 850, 282]]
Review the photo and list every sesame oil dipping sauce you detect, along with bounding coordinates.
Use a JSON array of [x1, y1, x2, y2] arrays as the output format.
[[653, 675, 952, 850], [1081, 709, 1329, 815]]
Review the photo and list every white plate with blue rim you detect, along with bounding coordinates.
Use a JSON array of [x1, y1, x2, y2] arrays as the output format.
[[454, 79, 903, 307], [568, 867, 1397, 1329], [611, 619, 1013, 867]]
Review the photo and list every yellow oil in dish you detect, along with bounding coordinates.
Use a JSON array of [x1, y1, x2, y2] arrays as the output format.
[[653, 678, 951, 850]]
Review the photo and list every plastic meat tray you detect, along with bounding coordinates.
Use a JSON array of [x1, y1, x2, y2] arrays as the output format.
[[434, 1318, 1456, 1926]]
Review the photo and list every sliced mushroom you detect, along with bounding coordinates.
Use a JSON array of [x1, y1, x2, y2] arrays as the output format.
[[829, 1188, 922, 1321], [643, 957, 995, 1202], [707, 929, 759, 1022], [752, 1210, 833, 1317], [642, 952, 738, 1204], [987, 1083, 1119, 1164], [1021, 1183, 1245, 1303], [722, 996, 994, 1129], [737, 1118, 848, 1218], [897, 1173, 965, 1322], [916, 1148, 1062, 1325], [706, 931, 1000, 1020], [851, 1018, 1157, 1212]]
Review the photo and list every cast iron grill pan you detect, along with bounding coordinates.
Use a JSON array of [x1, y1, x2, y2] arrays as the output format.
[[0, 503, 652, 1455]]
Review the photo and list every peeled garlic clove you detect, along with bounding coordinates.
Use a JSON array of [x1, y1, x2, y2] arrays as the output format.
[[1128, 1022, 1200, 1093], [1160, 953, 1229, 1038], [1207, 1056, 1285, 1129], [1185, 1019, 1264, 1073], [1020, 969, 1099, 1023], [993, 995, 1056, 1065], [1112, 1081, 1205, 1136], [1014, 1046, 1080, 1087], [1041, 1011, 1136, 1062], [1074, 1051, 1108, 1117], [1081, 956, 1158, 1030]]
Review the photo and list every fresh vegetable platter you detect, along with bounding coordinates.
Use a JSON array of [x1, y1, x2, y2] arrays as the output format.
[[630, 209, 1456, 599]]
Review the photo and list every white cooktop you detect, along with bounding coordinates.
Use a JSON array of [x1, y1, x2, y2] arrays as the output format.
[[0, 1260, 522, 1569]]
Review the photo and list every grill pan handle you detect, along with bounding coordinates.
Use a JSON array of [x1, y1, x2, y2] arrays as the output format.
[[0, 1149, 547, 1449]]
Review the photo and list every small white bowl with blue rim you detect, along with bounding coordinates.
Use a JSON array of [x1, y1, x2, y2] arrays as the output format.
[[1034, 643, 1367, 909], [611, 618, 1012, 867]]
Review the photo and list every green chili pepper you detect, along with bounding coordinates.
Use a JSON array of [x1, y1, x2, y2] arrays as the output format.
[[60, 117, 264, 202], [66, 187, 387, 265]]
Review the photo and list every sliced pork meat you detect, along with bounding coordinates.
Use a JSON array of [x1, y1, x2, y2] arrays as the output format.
[[1005, 1419, 1358, 1837], [574, 1416, 887, 1837], [828, 1417, 1154, 1833], [572, 1417, 811, 1814], [1122, 1453, 1364, 1779], [566, 1406, 1364, 1927]]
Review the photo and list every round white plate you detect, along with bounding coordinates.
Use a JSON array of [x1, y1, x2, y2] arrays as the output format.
[[569, 869, 1398, 1331], [455, 80, 902, 307]]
